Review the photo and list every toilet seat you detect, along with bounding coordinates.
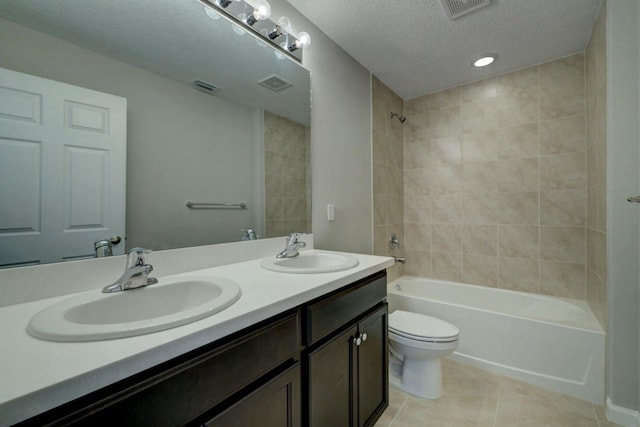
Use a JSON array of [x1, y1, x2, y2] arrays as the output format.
[[389, 310, 459, 343], [389, 330, 459, 351]]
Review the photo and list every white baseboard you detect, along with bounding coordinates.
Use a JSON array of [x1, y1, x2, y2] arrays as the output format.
[[606, 397, 640, 427]]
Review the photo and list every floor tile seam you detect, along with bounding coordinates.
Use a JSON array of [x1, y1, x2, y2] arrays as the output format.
[[590, 402, 604, 427], [388, 394, 410, 427], [493, 376, 505, 427]]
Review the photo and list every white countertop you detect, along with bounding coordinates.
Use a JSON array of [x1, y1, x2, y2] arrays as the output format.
[[0, 250, 393, 426]]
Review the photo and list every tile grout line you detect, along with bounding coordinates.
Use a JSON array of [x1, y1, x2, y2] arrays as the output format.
[[493, 377, 503, 427], [590, 403, 602, 427], [387, 394, 409, 427], [537, 64, 542, 295]]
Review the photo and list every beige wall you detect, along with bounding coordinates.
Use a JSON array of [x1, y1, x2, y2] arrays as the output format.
[[264, 111, 310, 237], [402, 55, 588, 299], [372, 77, 404, 281], [586, 2, 608, 331], [267, 0, 374, 254]]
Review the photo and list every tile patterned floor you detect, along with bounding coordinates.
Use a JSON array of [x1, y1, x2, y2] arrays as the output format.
[[375, 358, 622, 427]]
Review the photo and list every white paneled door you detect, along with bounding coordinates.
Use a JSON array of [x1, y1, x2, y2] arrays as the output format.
[[0, 67, 126, 267]]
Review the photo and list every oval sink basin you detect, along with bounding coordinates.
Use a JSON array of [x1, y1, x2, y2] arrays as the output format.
[[27, 276, 241, 342], [260, 251, 359, 274]]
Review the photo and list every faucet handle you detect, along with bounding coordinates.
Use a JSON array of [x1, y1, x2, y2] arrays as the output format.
[[241, 228, 258, 241], [287, 232, 305, 243], [127, 247, 152, 267]]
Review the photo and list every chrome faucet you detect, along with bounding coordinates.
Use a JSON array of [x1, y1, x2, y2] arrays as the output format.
[[102, 247, 158, 293], [276, 233, 307, 259]]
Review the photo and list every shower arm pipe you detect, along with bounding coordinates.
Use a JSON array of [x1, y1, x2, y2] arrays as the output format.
[[390, 112, 406, 123]]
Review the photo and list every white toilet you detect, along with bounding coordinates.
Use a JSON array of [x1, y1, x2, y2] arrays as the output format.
[[388, 310, 459, 399]]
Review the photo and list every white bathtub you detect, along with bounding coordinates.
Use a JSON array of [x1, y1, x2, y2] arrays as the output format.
[[387, 276, 605, 404]]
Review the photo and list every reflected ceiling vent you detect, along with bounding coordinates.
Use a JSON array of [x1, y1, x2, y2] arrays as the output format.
[[191, 80, 220, 94], [258, 75, 292, 92], [440, 0, 490, 20]]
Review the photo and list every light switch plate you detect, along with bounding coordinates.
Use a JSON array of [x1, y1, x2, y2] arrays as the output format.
[[327, 204, 335, 221]]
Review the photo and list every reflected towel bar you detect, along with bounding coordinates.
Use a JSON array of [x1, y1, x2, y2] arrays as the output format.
[[185, 202, 247, 209]]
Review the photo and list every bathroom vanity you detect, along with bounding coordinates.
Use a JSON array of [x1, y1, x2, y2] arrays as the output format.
[[0, 248, 392, 427], [305, 272, 388, 426]]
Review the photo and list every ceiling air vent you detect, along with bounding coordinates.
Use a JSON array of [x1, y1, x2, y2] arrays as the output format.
[[258, 75, 292, 92], [192, 80, 220, 94], [440, 0, 490, 20]]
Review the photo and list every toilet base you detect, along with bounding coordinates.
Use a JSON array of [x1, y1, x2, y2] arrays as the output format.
[[389, 357, 443, 399]]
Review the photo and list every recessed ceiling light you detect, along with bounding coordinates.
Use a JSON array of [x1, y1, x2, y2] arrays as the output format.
[[473, 55, 496, 68]]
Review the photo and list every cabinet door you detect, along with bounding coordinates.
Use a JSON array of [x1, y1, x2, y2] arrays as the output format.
[[307, 324, 358, 427], [205, 363, 300, 427], [357, 304, 388, 427]]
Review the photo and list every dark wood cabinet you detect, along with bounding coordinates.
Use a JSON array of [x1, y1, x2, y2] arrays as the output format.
[[356, 305, 388, 427], [18, 312, 300, 427], [17, 270, 388, 427], [204, 363, 300, 427], [308, 324, 359, 426], [304, 272, 388, 427]]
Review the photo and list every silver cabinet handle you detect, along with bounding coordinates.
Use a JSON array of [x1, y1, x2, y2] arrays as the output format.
[[628, 196, 640, 203], [353, 332, 368, 346]]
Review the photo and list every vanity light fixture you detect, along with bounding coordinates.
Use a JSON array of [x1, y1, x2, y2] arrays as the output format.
[[198, 0, 309, 62], [288, 32, 311, 52], [473, 54, 496, 67], [246, 0, 271, 26]]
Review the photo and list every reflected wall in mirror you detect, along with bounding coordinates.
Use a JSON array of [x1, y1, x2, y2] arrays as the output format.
[[264, 111, 311, 238], [0, 0, 311, 268]]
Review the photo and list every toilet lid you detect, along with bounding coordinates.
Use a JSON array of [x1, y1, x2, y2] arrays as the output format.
[[388, 310, 459, 341]]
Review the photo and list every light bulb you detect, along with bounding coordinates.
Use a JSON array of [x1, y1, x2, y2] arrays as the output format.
[[246, 0, 271, 26], [278, 16, 292, 33], [204, 5, 221, 20], [296, 32, 311, 48], [288, 31, 310, 52], [254, 0, 271, 19], [232, 19, 246, 35]]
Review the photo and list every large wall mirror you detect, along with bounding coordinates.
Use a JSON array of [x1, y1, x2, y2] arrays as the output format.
[[0, 0, 311, 268]]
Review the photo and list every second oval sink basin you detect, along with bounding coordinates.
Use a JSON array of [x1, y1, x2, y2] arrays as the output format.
[[27, 276, 241, 342], [260, 251, 359, 274]]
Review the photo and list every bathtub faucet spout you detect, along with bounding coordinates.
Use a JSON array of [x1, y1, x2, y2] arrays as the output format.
[[394, 256, 406, 264]]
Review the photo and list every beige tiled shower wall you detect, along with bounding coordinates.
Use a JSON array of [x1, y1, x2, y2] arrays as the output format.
[[586, 2, 607, 328], [264, 111, 311, 238], [402, 54, 589, 299], [372, 76, 405, 281]]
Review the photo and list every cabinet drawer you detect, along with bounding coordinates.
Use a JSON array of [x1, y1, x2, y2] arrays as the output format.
[[304, 271, 386, 346], [49, 312, 299, 427]]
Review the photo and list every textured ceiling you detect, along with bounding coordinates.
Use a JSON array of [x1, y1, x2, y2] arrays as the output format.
[[287, 0, 602, 99]]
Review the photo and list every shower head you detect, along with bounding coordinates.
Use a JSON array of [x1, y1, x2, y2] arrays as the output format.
[[390, 112, 406, 123]]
